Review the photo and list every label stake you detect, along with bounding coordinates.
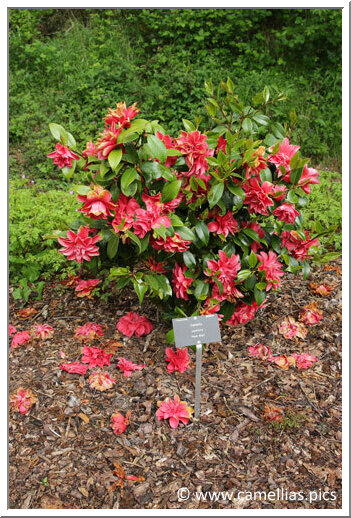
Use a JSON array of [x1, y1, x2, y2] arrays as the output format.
[[194, 342, 203, 419]]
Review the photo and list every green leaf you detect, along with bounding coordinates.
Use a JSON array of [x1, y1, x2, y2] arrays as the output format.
[[109, 266, 131, 278], [183, 251, 196, 268], [108, 148, 123, 170], [182, 119, 196, 132], [255, 282, 267, 291], [260, 168, 272, 183], [195, 220, 209, 245], [194, 280, 209, 300], [161, 180, 181, 202], [49, 123, 65, 141], [242, 228, 260, 241], [107, 235, 119, 259], [236, 269, 252, 282], [242, 118, 253, 133], [74, 184, 91, 195], [290, 167, 304, 185], [117, 119, 148, 143], [146, 134, 167, 162], [125, 231, 142, 253], [302, 260, 311, 280], [248, 250, 257, 268], [252, 113, 270, 126], [120, 167, 139, 195], [176, 227, 195, 241], [254, 286, 266, 306], [166, 328, 175, 344], [132, 280, 148, 304], [227, 183, 245, 199], [208, 182, 224, 208]]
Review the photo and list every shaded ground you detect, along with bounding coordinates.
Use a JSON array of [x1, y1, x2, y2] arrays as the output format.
[[9, 261, 342, 510]]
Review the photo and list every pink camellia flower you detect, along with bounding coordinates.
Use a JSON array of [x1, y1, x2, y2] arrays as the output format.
[[281, 230, 319, 261], [88, 371, 116, 391], [9, 324, 17, 336], [268, 138, 300, 174], [60, 362, 89, 375], [172, 263, 193, 300], [284, 164, 320, 194], [207, 212, 239, 238], [206, 250, 241, 285], [112, 194, 140, 233], [111, 410, 131, 434], [291, 352, 318, 370], [96, 122, 122, 160], [299, 302, 323, 325], [165, 347, 190, 373], [243, 178, 274, 215], [82, 141, 97, 158], [226, 302, 259, 326], [200, 301, 224, 321], [133, 208, 171, 239], [176, 131, 214, 177], [142, 257, 167, 274], [257, 251, 284, 291], [150, 233, 191, 253], [104, 101, 139, 128], [156, 132, 179, 168], [9, 388, 37, 414], [78, 185, 116, 220], [31, 324, 54, 340], [270, 184, 288, 201], [279, 316, 308, 340], [142, 192, 182, 214], [11, 331, 31, 349], [81, 345, 112, 369], [58, 226, 101, 263], [273, 203, 300, 225], [116, 312, 153, 337], [268, 354, 295, 370], [245, 146, 267, 179], [47, 143, 80, 169], [216, 136, 227, 154], [74, 322, 104, 342], [241, 221, 265, 253], [247, 343, 273, 360], [75, 279, 100, 298], [116, 357, 146, 377], [156, 395, 193, 429]]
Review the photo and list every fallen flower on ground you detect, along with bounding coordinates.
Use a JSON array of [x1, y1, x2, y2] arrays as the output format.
[[81, 345, 112, 368], [18, 307, 38, 320], [9, 388, 38, 414], [156, 395, 193, 428], [291, 353, 318, 370], [74, 322, 104, 341], [299, 302, 323, 326], [116, 312, 153, 337], [116, 357, 146, 377], [309, 283, 334, 297], [268, 354, 295, 370], [247, 343, 273, 360], [75, 278, 101, 298], [9, 324, 17, 336], [59, 362, 89, 375], [262, 403, 284, 423], [11, 331, 31, 349], [165, 347, 190, 373], [31, 324, 54, 340], [111, 410, 131, 434], [279, 316, 308, 340], [108, 461, 145, 492], [88, 371, 115, 391]]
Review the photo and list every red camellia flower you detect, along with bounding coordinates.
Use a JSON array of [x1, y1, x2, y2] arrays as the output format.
[[82, 141, 97, 158], [9, 388, 38, 414], [96, 122, 122, 160], [281, 230, 319, 261], [299, 302, 323, 325], [60, 362, 89, 375], [111, 410, 131, 434], [284, 164, 320, 194], [116, 312, 153, 337], [206, 250, 241, 285], [104, 101, 139, 128], [81, 345, 112, 369], [270, 184, 288, 201], [156, 132, 179, 168], [78, 185, 116, 219], [9, 324, 17, 336], [247, 343, 273, 360], [112, 194, 140, 233], [243, 178, 275, 215], [142, 257, 167, 273], [216, 136, 227, 154], [207, 212, 239, 238], [75, 279, 100, 298], [226, 302, 259, 325], [74, 322, 104, 342], [165, 347, 190, 373], [116, 357, 146, 377], [150, 233, 191, 253], [241, 221, 265, 253], [268, 138, 300, 174], [273, 203, 300, 225], [47, 143, 80, 169], [245, 146, 267, 179], [172, 263, 193, 300], [133, 208, 171, 239], [11, 331, 31, 349], [58, 226, 101, 263], [176, 130, 214, 178], [257, 251, 284, 291], [291, 352, 318, 369], [31, 324, 54, 340], [156, 395, 193, 428]]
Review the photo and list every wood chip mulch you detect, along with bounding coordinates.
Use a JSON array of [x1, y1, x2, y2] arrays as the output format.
[[9, 259, 342, 510]]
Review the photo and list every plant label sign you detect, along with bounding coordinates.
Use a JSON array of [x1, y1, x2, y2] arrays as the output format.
[[172, 315, 222, 419]]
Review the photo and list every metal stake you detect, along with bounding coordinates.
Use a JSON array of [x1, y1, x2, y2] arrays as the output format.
[[194, 341, 203, 419]]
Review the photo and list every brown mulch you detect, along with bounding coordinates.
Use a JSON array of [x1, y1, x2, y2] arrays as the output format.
[[9, 260, 342, 510]]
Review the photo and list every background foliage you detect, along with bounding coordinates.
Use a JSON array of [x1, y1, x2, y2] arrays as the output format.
[[9, 8, 342, 293]]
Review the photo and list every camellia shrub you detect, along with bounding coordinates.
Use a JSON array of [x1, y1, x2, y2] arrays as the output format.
[[48, 79, 321, 333]]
